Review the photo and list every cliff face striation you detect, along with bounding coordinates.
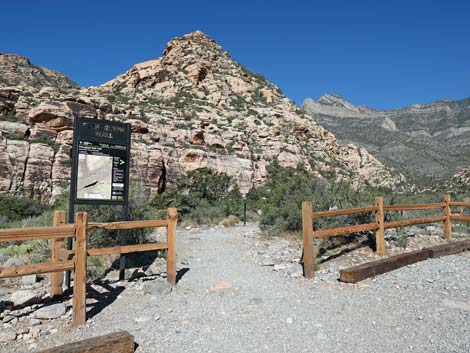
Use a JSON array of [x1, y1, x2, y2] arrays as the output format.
[[0, 31, 403, 203], [302, 94, 470, 181]]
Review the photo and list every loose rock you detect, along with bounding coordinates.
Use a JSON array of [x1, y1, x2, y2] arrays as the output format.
[[31, 303, 66, 320]]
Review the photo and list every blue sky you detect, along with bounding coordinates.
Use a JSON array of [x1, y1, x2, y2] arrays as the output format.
[[1, 0, 469, 109]]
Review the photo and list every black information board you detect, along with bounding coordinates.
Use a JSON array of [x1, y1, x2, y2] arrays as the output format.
[[70, 117, 131, 205], [66, 117, 132, 287]]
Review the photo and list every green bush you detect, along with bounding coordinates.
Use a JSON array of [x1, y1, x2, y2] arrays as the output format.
[[152, 168, 243, 224], [255, 161, 389, 233], [72, 184, 155, 249], [0, 194, 50, 226], [253, 162, 324, 231]]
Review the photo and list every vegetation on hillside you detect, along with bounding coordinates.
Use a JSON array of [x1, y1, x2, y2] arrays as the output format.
[[1, 162, 468, 271], [152, 168, 243, 225]]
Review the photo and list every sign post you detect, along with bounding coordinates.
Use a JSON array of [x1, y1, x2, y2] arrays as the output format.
[[67, 117, 131, 288]]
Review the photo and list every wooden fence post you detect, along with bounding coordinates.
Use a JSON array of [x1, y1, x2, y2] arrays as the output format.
[[302, 201, 314, 278], [50, 210, 66, 299], [166, 208, 177, 286], [72, 212, 88, 326], [375, 197, 386, 256], [443, 194, 452, 240]]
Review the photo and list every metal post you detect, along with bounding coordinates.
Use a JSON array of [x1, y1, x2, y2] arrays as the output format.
[[119, 204, 129, 280], [65, 202, 74, 290], [243, 195, 247, 226]]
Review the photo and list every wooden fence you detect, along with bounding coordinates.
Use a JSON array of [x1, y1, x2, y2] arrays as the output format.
[[302, 194, 470, 278], [0, 208, 177, 326]]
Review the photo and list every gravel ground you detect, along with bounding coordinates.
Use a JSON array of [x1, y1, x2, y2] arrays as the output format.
[[2, 225, 470, 353]]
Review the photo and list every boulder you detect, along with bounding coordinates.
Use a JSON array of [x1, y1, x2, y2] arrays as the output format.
[[21, 274, 37, 285], [0, 331, 16, 342], [10, 290, 40, 306], [143, 279, 172, 296], [145, 257, 167, 276], [31, 303, 67, 320]]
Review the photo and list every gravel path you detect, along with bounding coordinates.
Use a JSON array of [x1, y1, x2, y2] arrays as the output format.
[[3, 225, 470, 353]]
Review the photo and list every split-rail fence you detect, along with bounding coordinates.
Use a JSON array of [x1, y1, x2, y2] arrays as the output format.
[[302, 195, 470, 278], [0, 208, 177, 326]]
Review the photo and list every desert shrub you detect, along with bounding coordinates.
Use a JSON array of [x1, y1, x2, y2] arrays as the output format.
[[220, 215, 240, 227], [255, 161, 388, 233], [254, 162, 325, 231], [73, 184, 155, 249], [0, 194, 50, 226], [152, 168, 243, 224], [0, 185, 153, 263]]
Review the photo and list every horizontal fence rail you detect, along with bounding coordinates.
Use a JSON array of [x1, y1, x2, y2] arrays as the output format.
[[384, 216, 447, 229], [0, 261, 75, 278], [449, 201, 470, 207], [0, 208, 178, 327], [313, 222, 378, 238], [312, 206, 378, 219], [383, 202, 445, 211], [302, 194, 469, 278], [88, 219, 169, 230], [0, 224, 75, 242]]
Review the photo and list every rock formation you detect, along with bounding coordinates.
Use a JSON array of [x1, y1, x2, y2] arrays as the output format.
[[441, 167, 470, 193], [0, 31, 403, 203], [302, 94, 470, 180]]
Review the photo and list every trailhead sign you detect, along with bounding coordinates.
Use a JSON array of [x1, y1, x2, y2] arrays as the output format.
[[71, 117, 131, 205], [66, 117, 132, 286]]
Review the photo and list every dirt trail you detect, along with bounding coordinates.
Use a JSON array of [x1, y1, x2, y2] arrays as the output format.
[[3, 225, 470, 353]]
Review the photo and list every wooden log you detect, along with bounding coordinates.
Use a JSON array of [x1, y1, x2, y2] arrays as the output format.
[[72, 212, 88, 326], [87, 242, 168, 256], [0, 224, 75, 242], [383, 216, 446, 230], [88, 219, 168, 230], [313, 222, 378, 238], [383, 203, 444, 211], [340, 240, 470, 283], [339, 249, 431, 283], [302, 202, 314, 278], [449, 201, 470, 207], [0, 261, 74, 279], [450, 215, 470, 223], [443, 194, 452, 240], [311, 205, 378, 219], [427, 239, 470, 258], [375, 197, 386, 256], [37, 331, 134, 353], [166, 208, 177, 286], [50, 210, 66, 299]]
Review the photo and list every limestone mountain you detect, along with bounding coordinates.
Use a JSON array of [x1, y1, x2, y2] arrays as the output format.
[[302, 94, 470, 181], [441, 167, 470, 193], [0, 31, 403, 203]]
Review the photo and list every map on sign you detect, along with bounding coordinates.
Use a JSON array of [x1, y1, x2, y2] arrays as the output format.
[[77, 154, 113, 200], [75, 140, 127, 201]]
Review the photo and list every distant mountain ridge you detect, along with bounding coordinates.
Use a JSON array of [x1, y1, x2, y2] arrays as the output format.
[[302, 94, 470, 180]]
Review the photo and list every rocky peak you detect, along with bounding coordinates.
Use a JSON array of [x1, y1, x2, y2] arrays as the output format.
[[0, 32, 404, 202], [0, 53, 32, 66], [302, 95, 370, 118], [0, 53, 78, 91], [318, 94, 358, 111]]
